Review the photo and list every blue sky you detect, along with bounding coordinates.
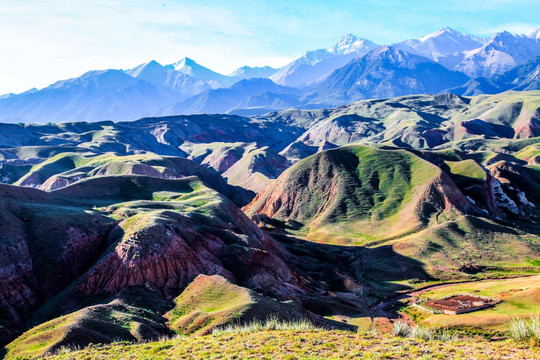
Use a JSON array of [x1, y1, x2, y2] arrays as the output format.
[[0, 0, 539, 94]]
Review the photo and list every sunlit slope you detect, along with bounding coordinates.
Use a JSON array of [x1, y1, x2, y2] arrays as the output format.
[[245, 145, 473, 244]]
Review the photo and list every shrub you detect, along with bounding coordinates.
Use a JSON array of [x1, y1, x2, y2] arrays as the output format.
[[410, 326, 433, 341], [392, 321, 411, 337], [392, 321, 455, 342], [438, 329, 458, 342]]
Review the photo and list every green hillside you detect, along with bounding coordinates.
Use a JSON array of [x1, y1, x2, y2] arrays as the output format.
[[35, 329, 540, 360]]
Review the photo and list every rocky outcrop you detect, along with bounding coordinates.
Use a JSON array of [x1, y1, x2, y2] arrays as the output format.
[[76, 206, 304, 302], [487, 160, 539, 219], [0, 184, 115, 345]]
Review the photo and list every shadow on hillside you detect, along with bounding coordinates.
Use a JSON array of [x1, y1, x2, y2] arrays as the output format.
[[269, 231, 434, 319]]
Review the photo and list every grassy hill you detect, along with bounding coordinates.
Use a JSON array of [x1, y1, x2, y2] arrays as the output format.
[[165, 275, 307, 336], [245, 145, 472, 245], [1, 91, 540, 358], [245, 144, 540, 281], [31, 329, 540, 360]]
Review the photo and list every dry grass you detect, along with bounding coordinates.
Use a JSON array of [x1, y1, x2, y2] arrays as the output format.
[[212, 316, 318, 335], [41, 329, 540, 360], [509, 316, 540, 346]]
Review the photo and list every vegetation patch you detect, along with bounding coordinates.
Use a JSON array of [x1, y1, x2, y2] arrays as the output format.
[[40, 329, 540, 360], [410, 276, 540, 331], [165, 275, 255, 335]]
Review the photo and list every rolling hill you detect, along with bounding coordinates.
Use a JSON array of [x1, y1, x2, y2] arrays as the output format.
[[1, 90, 539, 357]]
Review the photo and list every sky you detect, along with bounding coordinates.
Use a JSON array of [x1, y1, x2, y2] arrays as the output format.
[[0, 0, 539, 94]]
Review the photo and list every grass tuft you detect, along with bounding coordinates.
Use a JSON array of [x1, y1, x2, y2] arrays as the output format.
[[392, 321, 411, 337], [509, 316, 540, 346], [410, 325, 434, 341], [212, 316, 319, 335], [50, 344, 82, 356], [392, 321, 454, 342]]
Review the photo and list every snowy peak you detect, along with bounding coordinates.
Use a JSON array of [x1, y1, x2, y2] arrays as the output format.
[[399, 27, 485, 60], [453, 29, 540, 78], [304, 44, 469, 105], [487, 30, 540, 49], [169, 57, 234, 88], [328, 33, 378, 54], [419, 26, 462, 42], [485, 31, 540, 58], [126, 60, 166, 78], [270, 33, 378, 87], [491, 30, 523, 43], [229, 66, 278, 79], [529, 26, 540, 42], [364, 46, 432, 65], [172, 57, 204, 74]]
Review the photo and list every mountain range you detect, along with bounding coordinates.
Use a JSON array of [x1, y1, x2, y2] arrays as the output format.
[[1, 26, 540, 124]]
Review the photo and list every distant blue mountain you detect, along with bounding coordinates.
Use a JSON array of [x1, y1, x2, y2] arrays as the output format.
[[448, 56, 540, 96], [302, 46, 470, 106], [0, 69, 170, 123], [162, 78, 301, 115], [1, 27, 540, 124]]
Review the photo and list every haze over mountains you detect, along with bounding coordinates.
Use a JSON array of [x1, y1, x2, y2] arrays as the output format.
[[1, 26, 540, 124]]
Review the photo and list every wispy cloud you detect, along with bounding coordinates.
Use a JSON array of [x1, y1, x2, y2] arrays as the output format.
[[0, 0, 539, 94], [478, 22, 539, 36]]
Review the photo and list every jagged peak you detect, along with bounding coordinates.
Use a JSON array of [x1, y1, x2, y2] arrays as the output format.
[[328, 33, 377, 54], [419, 26, 466, 42], [229, 65, 277, 77], [173, 57, 198, 69], [492, 30, 518, 40], [529, 26, 540, 41], [125, 60, 168, 78]]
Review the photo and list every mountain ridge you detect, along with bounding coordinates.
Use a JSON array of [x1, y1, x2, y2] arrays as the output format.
[[1, 26, 540, 123]]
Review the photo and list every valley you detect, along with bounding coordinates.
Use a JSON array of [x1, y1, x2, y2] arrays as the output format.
[[0, 89, 539, 358], [2, 1, 540, 357]]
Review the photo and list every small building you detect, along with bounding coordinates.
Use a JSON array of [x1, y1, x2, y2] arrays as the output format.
[[423, 295, 501, 315]]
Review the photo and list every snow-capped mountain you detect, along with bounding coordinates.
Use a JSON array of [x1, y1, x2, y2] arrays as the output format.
[[449, 55, 540, 96], [168, 57, 237, 88], [303, 46, 470, 106], [529, 26, 540, 42], [2, 26, 540, 124], [453, 31, 540, 77], [328, 33, 377, 54], [126, 60, 209, 99], [229, 66, 278, 79], [270, 34, 378, 87], [394, 27, 486, 61]]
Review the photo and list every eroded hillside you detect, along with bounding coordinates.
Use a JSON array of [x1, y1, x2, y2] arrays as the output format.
[[0, 91, 539, 358]]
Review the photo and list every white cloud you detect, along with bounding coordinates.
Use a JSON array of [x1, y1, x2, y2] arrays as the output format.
[[0, 0, 262, 93]]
